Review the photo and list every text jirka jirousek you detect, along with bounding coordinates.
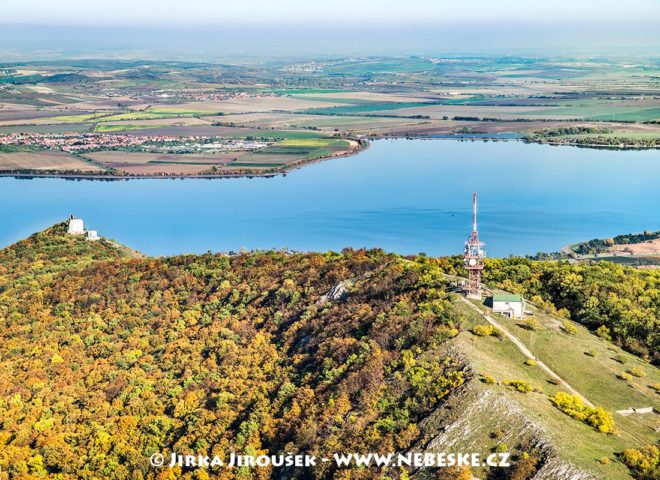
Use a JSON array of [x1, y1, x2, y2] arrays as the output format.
[[150, 451, 511, 469]]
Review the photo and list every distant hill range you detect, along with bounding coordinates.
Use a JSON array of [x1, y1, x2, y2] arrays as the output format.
[[531, 230, 660, 267], [570, 230, 660, 256]]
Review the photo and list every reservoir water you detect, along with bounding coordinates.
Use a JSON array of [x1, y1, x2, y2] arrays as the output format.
[[1, 139, 659, 257]]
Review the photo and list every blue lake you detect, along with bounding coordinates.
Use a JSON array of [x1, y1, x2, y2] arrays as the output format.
[[1, 139, 659, 257]]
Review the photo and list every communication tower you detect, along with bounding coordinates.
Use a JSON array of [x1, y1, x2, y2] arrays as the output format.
[[464, 192, 485, 298]]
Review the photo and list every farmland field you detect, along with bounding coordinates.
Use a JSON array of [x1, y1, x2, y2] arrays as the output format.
[[0, 112, 111, 125], [0, 151, 103, 172], [586, 107, 660, 122], [301, 101, 441, 115], [0, 123, 93, 134], [292, 91, 437, 103], [94, 124, 166, 133], [206, 112, 429, 134], [78, 140, 356, 175], [82, 151, 240, 175], [102, 117, 212, 127], [148, 96, 351, 115], [97, 111, 194, 122], [277, 138, 346, 147]]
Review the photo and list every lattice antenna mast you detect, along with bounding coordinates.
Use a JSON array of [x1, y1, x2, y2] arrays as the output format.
[[472, 192, 478, 233], [464, 192, 485, 299]]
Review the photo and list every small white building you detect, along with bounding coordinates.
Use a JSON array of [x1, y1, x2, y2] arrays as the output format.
[[86, 230, 100, 241], [67, 215, 85, 235], [492, 294, 525, 319]]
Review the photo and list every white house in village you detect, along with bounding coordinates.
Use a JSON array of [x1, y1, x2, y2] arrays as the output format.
[[491, 294, 525, 319], [67, 215, 85, 235], [86, 230, 100, 241]]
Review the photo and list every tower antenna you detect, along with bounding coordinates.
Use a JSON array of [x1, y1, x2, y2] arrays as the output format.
[[464, 192, 485, 299], [472, 192, 477, 232]]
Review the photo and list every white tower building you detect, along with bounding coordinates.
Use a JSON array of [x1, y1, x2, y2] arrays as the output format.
[[67, 214, 85, 235]]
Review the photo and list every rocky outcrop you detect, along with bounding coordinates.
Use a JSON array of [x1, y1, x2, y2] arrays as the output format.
[[409, 346, 596, 480], [316, 280, 351, 305]]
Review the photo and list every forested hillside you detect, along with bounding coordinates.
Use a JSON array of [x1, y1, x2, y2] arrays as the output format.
[[0, 227, 473, 479], [0, 227, 657, 479]]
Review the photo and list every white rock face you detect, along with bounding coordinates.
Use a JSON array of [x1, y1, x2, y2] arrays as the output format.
[[316, 280, 350, 305], [67, 218, 85, 235]]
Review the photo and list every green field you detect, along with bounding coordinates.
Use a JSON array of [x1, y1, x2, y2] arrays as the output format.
[[97, 111, 193, 122], [587, 107, 660, 122], [530, 106, 660, 121], [302, 101, 440, 115], [276, 138, 346, 147], [94, 123, 166, 133], [34, 113, 113, 123], [291, 96, 386, 105]]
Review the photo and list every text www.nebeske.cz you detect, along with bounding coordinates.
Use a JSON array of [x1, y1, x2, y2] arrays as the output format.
[[151, 452, 511, 469]]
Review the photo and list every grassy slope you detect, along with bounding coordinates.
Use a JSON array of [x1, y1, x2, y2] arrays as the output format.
[[453, 298, 659, 479]]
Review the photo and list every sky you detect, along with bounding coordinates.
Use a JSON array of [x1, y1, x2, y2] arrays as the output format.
[[3, 0, 659, 26], [1, 0, 658, 60]]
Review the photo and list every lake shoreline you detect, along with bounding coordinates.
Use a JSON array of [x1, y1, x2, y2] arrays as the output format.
[[1, 133, 658, 181], [0, 138, 369, 181]]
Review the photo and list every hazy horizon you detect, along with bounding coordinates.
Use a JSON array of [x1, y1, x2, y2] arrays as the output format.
[[1, 0, 659, 61]]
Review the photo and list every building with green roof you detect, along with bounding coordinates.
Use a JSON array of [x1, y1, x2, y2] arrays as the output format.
[[491, 293, 525, 319]]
